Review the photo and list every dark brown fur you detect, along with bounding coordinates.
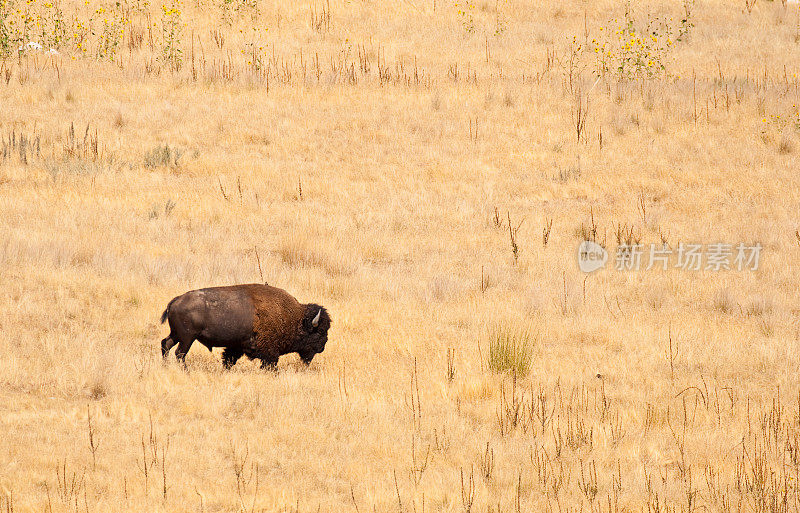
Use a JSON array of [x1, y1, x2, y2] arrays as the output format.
[[159, 284, 331, 369]]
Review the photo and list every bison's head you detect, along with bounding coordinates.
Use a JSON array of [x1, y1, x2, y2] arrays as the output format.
[[300, 304, 331, 357]]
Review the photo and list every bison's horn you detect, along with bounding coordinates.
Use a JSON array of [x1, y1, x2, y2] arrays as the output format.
[[312, 309, 321, 328]]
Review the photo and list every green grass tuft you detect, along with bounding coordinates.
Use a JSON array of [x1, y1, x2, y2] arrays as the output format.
[[487, 327, 533, 377]]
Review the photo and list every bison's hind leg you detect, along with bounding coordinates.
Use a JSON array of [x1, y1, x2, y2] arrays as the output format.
[[174, 336, 196, 368], [222, 348, 244, 369], [161, 336, 177, 359]]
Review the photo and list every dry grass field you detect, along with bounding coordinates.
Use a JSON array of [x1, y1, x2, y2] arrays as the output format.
[[2, 0, 800, 511]]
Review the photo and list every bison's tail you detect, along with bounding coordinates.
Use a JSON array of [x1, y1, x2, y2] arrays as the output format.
[[160, 297, 177, 324]]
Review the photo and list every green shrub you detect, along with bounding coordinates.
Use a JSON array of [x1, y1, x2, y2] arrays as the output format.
[[487, 327, 533, 377], [144, 144, 183, 169]]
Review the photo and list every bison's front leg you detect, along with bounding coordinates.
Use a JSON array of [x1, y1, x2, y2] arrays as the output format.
[[298, 350, 315, 366], [259, 355, 279, 371]]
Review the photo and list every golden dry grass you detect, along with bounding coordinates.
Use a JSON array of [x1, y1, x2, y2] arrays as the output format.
[[2, 0, 800, 511]]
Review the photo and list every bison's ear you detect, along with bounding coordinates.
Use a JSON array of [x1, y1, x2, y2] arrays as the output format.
[[311, 308, 321, 328]]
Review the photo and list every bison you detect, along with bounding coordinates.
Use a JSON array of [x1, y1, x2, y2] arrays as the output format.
[[159, 283, 331, 369]]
